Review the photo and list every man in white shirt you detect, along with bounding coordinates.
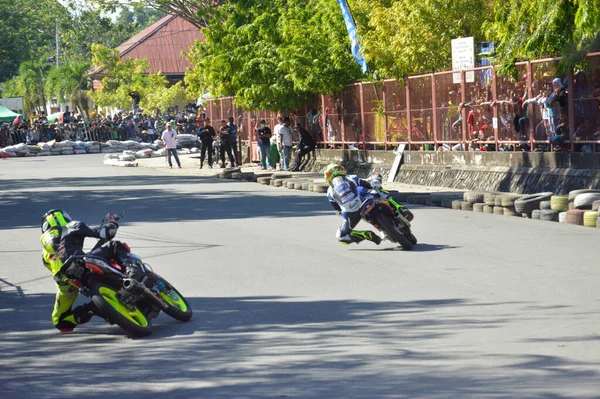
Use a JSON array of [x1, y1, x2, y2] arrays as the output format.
[[271, 117, 283, 169], [276, 116, 293, 171], [161, 122, 181, 169]]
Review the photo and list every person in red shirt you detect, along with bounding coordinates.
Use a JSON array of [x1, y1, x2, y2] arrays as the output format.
[[466, 105, 476, 136]]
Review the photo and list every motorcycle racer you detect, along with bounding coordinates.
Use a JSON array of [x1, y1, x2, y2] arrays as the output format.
[[39, 209, 143, 332], [324, 164, 413, 245]]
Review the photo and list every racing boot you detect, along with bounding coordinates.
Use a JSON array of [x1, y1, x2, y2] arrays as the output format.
[[339, 230, 382, 245], [56, 302, 98, 332]]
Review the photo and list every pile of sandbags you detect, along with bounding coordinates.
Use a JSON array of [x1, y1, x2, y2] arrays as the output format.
[[103, 152, 137, 167], [135, 148, 154, 158], [27, 145, 42, 157], [37, 142, 52, 156], [106, 140, 126, 152], [55, 140, 75, 155], [0, 143, 28, 157], [73, 141, 87, 155], [1, 137, 196, 159], [84, 141, 101, 154], [176, 134, 198, 148]]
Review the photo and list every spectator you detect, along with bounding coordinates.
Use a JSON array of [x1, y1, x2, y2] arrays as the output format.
[[452, 103, 465, 136], [276, 116, 293, 171], [198, 119, 216, 169], [227, 116, 239, 164], [255, 119, 272, 170], [291, 122, 316, 171], [161, 122, 181, 169], [270, 117, 282, 170], [307, 108, 323, 142], [545, 78, 567, 134], [218, 119, 236, 168], [146, 116, 155, 142]]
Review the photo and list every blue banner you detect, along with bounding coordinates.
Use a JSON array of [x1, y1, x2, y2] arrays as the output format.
[[336, 0, 368, 74]]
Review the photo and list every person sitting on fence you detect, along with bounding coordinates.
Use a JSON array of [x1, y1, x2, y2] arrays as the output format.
[[291, 122, 316, 171]]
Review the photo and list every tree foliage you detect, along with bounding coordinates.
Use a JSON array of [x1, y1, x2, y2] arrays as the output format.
[[484, 0, 600, 68], [2, 61, 52, 112], [88, 0, 223, 28], [185, 0, 362, 111], [0, 0, 65, 81], [45, 62, 92, 111], [90, 44, 190, 112], [350, 0, 491, 79]]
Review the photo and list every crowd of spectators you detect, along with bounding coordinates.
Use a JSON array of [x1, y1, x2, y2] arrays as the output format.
[[0, 103, 207, 148]]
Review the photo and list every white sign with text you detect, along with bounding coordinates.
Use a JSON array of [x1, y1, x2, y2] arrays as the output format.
[[452, 37, 475, 84]]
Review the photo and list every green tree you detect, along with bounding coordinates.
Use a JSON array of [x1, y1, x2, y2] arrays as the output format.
[[90, 44, 149, 109], [88, 0, 223, 28], [0, 0, 65, 81], [90, 44, 191, 111], [185, 0, 362, 111], [116, 3, 165, 28], [45, 62, 92, 112], [5, 61, 52, 113], [484, 0, 600, 68], [351, 0, 492, 79]]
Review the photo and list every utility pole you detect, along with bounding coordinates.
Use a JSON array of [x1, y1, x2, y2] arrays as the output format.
[[55, 18, 60, 67]]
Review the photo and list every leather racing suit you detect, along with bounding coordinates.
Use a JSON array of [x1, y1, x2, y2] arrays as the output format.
[[41, 221, 135, 332]]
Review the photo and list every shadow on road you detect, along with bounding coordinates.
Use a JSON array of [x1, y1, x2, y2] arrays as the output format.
[[351, 243, 460, 252], [2, 285, 596, 398], [0, 174, 331, 230]]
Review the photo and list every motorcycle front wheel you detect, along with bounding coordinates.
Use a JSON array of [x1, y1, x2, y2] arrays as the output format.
[[88, 277, 153, 337], [154, 274, 193, 322], [376, 214, 414, 250]]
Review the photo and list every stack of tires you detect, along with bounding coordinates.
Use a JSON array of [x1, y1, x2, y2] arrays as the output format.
[[514, 192, 554, 220], [564, 190, 600, 227], [217, 167, 241, 179], [454, 189, 600, 228], [453, 192, 522, 216]]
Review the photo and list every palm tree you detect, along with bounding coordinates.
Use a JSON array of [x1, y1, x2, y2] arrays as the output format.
[[45, 62, 92, 114], [16, 60, 50, 113]]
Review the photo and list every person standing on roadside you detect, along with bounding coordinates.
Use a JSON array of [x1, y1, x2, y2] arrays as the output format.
[[198, 119, 216, 169], [276, 116, 293, 171], [255, 119, 272, 170], [219, 120, 236, 168], [227, 116, 239, 165], [271, 117, 282, 170], [162, 122, 181, 169]]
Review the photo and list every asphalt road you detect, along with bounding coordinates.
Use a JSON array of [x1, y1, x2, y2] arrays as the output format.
[[1, 155, 600, 399]]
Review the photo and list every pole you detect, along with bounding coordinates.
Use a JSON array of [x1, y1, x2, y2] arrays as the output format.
[[55, 19, 60, 67]]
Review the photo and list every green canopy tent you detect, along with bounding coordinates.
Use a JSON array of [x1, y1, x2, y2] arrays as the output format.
[[0, 104, 20, 123], [46, 112, 63, 123]]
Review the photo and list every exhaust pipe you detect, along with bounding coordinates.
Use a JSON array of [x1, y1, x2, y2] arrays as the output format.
[[122, 278, 136, 290], [121, 278, 168, 311]]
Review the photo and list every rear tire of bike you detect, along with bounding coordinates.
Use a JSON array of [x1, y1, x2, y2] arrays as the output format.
[[88, 277, 153, 337], [154, 274, 193, 322], [376, 214, 413, 250]]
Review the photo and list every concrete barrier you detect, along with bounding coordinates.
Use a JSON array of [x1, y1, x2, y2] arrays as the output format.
[[309, 149, 600, 194]]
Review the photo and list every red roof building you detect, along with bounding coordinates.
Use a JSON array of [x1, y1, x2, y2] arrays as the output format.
[[91, 14, 204, 87]]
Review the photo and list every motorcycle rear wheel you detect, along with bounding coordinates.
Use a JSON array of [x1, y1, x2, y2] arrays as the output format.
[[154, 274, 193, 322], [88, 277, 153, 337], [376, 214, 414, 250]]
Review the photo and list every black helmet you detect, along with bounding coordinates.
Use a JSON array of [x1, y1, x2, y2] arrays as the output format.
[[41, 209, 72, 233]]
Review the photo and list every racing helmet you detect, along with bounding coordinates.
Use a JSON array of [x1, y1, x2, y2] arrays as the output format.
[[41, 209, 72, 233], [324, 163, 347, 185]]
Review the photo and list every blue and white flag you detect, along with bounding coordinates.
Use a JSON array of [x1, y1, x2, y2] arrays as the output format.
[[336, 0, 368, 74]]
